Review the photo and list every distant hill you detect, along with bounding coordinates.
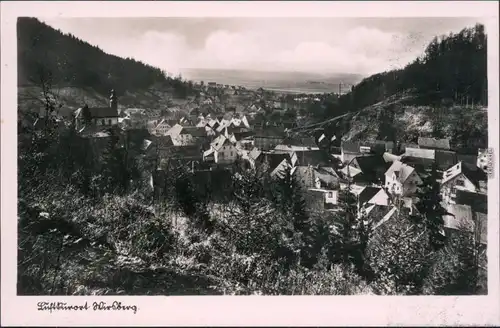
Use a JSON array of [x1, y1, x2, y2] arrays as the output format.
[[181, 68, 362, 94], [297, 23, 488, 152], [17, 17, 196, 111]]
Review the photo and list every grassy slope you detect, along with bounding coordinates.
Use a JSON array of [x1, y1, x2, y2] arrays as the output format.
[[342, 94, 488, 144], [18, 85, 195, 118], [296, 90, 487, 148]]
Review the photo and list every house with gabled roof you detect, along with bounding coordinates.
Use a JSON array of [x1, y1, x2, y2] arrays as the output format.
[[384, 160, 422, 196], [401, 147, 436, 169], [295, 165, 341, 211], [152, 119, 174, 136], [305, 188, 339, 211], [160, 144, 204, 170], [203, 134, 239, 164], [441, 161, 487, 203], [350, 154, 389, 184], [165, 124, 211, 146], [418, 137, 451, 150], [356, 186, 391, 218], [74, 90, 119, 130], [294, 165, 340, 191], [340, 141, 362, 163], [255, 152, 297, 179], [245, 147, 262, 169]]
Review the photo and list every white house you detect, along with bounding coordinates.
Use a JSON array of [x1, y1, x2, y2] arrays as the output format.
[[384, 160, 422, 196], [203, 134, 238, 164], [153, 119, 172, 136], [247, 148, 262, 169], [441, 161, 487, 203], [165, 124, 188, 145], [307, 188, 339, 208]]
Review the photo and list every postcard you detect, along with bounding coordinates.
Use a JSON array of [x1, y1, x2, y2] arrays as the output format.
[[1, 1, 499, 326]]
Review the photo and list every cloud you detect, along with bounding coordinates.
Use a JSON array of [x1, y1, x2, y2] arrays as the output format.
[[130, 25, 418, 75], [41, 18, 477, 76]]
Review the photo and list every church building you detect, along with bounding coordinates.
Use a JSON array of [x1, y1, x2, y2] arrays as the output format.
[[74, 89, 120, 130]]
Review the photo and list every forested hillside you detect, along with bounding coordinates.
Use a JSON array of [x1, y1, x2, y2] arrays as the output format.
[[321, 23, 487, 118], [300, 23, 488, 152], [17, 17, 196, 101]]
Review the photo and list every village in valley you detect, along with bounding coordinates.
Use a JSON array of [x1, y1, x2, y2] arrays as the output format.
[[63, 79, 488, 246]]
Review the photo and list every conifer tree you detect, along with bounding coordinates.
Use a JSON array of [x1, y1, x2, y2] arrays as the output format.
[[411, 163, 448, 250], [331, 178, 359, 266]]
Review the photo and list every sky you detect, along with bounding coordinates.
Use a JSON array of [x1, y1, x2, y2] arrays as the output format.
[[41, 17, 483, 77]]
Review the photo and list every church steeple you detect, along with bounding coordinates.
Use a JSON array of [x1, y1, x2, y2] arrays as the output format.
[[110, 89, 118, 113]]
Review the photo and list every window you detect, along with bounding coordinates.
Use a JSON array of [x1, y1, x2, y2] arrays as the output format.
[[101, 119, 105, 125], [456, 179, 465, 187], [328, 192, 333, 198], [230, 152, 233, 156], [109, 119, 112, 125]]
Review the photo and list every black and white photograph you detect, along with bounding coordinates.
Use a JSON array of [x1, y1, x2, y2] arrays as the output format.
[[2, 1, 499, 326]]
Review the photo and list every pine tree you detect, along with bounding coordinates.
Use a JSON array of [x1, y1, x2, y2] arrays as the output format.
[[226, 167, 279, 256], [273, 165, 316, 268], [331, 179, 359, 266], [174, 167, 214, 236], [411, 163, 448, 250], [367, 212, 432, 295]]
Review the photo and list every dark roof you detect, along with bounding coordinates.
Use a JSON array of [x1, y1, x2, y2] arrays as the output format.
[[180, 126, 207, 137], [435, 150, 458, 170], [283, 136, 317, 148], [400, 156, 434, 169], [88, 107, 119, 118], [358, 187, 381, 206], [341, 141, 360, 153], [455, 189, 487, 214], [295, 150, 333, 167], [233, 131, 255, 141], [227, 126, 250, 135], [254, 127, 287, 138], [169, 145, 203, 159], [353, 155, 387, 174], [330, 146, 342, 155], [462, 162, 487, 187], [457, 153, 478, 166], [418, 137, 451, 150]]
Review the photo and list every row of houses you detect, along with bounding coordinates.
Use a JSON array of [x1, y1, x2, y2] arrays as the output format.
[[70, 92, 487, 247]]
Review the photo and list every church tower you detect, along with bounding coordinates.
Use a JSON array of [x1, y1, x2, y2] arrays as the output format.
[[110, 89, 118, 114]]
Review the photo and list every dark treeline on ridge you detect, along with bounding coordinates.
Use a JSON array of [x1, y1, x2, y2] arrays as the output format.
[[17, 17, 195, 99]]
